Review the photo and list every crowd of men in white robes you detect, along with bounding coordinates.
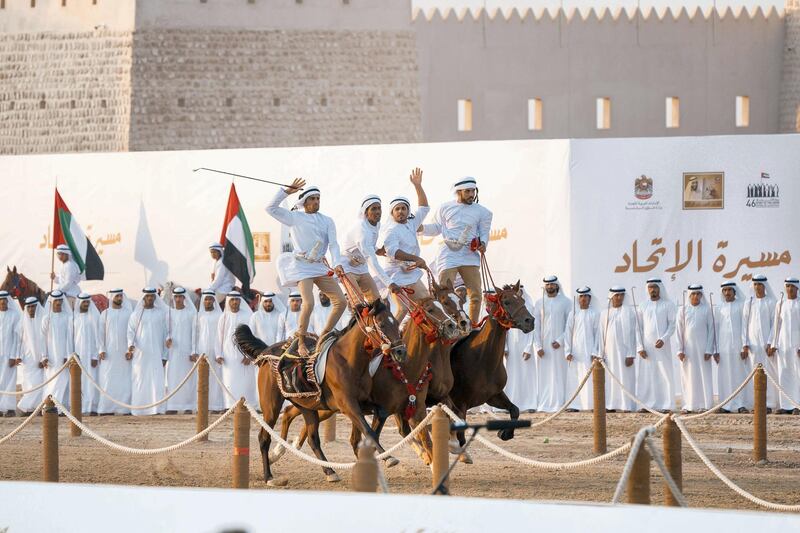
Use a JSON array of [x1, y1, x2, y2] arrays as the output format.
[[501, 275, 800, 414]]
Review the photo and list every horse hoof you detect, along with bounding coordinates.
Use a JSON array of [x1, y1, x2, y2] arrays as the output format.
[[325, 472, 341, 483], [292, 435, 302, 449], [267, 477, 288, 488], [458, 451, 473, 464], [448, 439, 462, 454], [269, 444, 287, 463], [384, 456, 400, 468], [497, 428, 515, 441]]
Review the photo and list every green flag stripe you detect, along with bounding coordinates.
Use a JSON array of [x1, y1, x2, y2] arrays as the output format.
[[57, 209, 86, 273]]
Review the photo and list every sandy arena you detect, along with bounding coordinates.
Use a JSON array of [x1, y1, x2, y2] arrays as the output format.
[[1, 410, 798, 512]]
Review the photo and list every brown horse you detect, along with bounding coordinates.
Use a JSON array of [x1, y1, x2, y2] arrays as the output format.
[[449, 282, 534, 448], [234, 298, 406, 486], [278, 284, 467, 466], [2, 266, 47, 307]]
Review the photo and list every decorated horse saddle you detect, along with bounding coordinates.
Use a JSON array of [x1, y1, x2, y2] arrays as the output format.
[[269, 333, 338, 400]]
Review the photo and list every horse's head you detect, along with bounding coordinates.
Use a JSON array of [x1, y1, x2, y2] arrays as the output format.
[[413, 296, 461, 343], [355, 299, 407, 363], [430, 277, 471, 337], [2, 266, 27, 300], [488, 281, 535, 333]]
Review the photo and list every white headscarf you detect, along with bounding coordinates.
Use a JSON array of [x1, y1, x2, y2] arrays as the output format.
[[199, 289, 222, 315], [645, 277, 671, 304], [784, 277, 800, 292], [358, 194, 381, 220], [0, 290, 22, 318], [44, 290, 73, 319], [170, 286, 197, 313], [452, 177, 477, 194], [686, 284, 710, 310], [749, 274, 776, 301], [108, 288, 134, 312], [74, 292, 101, 324], [222, 290, 253, 321], [131, 287, 169, 324], [254, 291, 286, 317], [55, 244, 72, 257], [295, 185, 321, 210], [575, 286, 600, 311], [720, 281, 744, 303]]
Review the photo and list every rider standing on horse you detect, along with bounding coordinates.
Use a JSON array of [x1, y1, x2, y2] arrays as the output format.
[[266, 180, 346, 356], [51, 244, 82, 305], [208, 243, 235, 305], [419, 177, 492, 325]]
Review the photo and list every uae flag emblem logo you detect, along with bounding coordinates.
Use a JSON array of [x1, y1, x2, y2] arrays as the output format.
[[634, 175, 653, 200]]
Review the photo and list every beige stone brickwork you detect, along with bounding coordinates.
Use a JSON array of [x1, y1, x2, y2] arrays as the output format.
[[779, 0, 800, 132], [0, 31, 132, 155]]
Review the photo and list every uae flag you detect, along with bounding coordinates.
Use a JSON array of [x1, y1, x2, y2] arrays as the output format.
[[220, 184, 255, 294], [52, 189, 104, 280]]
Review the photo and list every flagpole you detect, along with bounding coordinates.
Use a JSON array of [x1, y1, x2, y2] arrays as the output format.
[[50, 184, 56, 292]]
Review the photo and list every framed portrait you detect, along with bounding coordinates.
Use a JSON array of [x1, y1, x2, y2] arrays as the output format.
[[682, 172, 724, 210], [253, 232, 271, 262]]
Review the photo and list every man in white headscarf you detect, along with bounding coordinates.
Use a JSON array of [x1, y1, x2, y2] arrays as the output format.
[[771, 277, 800, 414], [42, 290, 74, 406], [126, 288, 168, 416], [716, 281, 751, 413], [420, 177, 492, 324], [165, 287, 198, 414], [249, 292, 285, 346], [266, 179, 347, 356], [564, 286, 599, 411], [0, 291, 22, 416], [341, 194, 399, 304], [742, 274, 778, 410], [98, 289, 133, 415], [19, 297, 45, 414], [676, 285, 715, 413], [528, 276, 571, 412], [636, 279, 677, 412], [280, 292, 303, 339], [50, 244, 82, 303], [73, 292, 100, 414], [380, 168, 431, 321], [217, 291, 257, 408], [684, 176, 703, 202], [196, 289, 224, 412], [209, 243, 235, 304], [503, 285, 537, 412], [595, 286, 639, 412]]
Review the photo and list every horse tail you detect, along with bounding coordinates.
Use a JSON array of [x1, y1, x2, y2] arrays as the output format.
[[234, 324, 268, 360]]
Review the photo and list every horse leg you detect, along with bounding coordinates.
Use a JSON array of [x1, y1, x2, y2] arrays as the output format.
[[338, 399, 399, 468], [257, 389, 286, 486], [487, 391, 520, 441], [300, 410, 340, 483], [406, 410, 433, 466], [452, 402, 474, 464], [273, 404, 302, 462]]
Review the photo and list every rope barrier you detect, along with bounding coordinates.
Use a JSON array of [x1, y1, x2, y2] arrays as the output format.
[[0, 398, 46, 445], [70, 353, 202, 411], [645, 432, 688, 507], [599, 359, 663, 416], [679, 366, 758, 420], [764, 369, 800, 411], [0, 358, 71, 396], [51, 397, 236, 455], [525, 363, 593, 429], [673, 416, 800, 512], [440, 403, 670, 470]]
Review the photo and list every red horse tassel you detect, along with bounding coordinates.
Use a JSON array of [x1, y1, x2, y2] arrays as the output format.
[[382, 357, 433, 420]]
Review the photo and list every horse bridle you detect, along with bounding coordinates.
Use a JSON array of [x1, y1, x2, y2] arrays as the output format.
[[478, 252, 528, 330], [395, 288, 457, 344], [7, 273, 28, 299]]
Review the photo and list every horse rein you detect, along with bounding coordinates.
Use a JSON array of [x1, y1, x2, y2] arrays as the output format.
[[478, 252, 523, 330]]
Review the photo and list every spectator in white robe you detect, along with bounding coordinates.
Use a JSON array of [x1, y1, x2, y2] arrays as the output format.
[[18, 297, 45, 414], [209, 242, 235, 304], [217, 291, 257, 408], [636, 279, 677, 412], [51, 244, 82, 302], [0, 291, 22, 415], [676, 285, 715, 413], [503, 286, 537, 412], [73, 292, 100, 414], [280, 292, 303, 339], [250, 292, 285, 347], [126, 288, 168, 416], [771, 277, 800, 414], [196, 289, 224, 412], [716, 282, 751, 413], [563, 286, 599, 411], [42, 290, 74, 406], [528, 276, 571, 412], [97, 289, 133, 415], [165, 287, 198, 414], [742, 274, 778, 410], [595, 286, 640, 411], [311, 290, 351, 335]]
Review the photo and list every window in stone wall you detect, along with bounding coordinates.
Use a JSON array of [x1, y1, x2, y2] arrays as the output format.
[[296, 0, 302, 4], [527, 98, 542, 131], [101, 99, 107, 108], [178, 97, 185, 108], [735, 96, 749, 128], [320, 96, 328, 107], [8, 101, 13, 110], [457, 99, 472, 132], [367, 96, 374, 106], [1, 0, 5, 9], [226, 97, 233, 107], [30, 0, 35, 8], [39, 99, 45, 109], [70, 100, 76, 109], [62, 0, 66, 7], [666, 97, 680, 129], [273, 97, 281, 107], [248, 0, 255, 4], [596, 97, 611, 130]]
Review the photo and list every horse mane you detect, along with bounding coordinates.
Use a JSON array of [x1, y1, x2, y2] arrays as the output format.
[[234, 324, 268, 360]]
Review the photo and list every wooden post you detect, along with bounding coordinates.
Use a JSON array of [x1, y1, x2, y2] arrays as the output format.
[[351, 439, 378, 492], [323, 414, 337, 443], [662, 417, 682, 506], [431, 406, 450, 494], [753, 366, 767, 462], [42, 396, 59, 482], [592, 359, 607, 454], [232, 399, 250, 489], [69, 358, 82, 437], [626, 436, 651, 505], [196, 357, 209, 441]]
